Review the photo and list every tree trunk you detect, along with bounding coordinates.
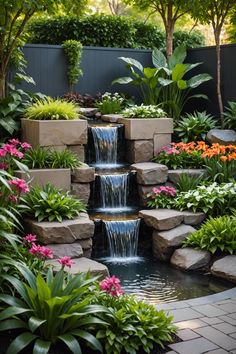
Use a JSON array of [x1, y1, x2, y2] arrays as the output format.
[[0, 74, 6, 100], [166, 25, 174, 58], [215, 34, 224, 125]]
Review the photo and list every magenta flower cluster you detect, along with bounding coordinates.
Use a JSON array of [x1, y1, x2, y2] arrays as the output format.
[[99, 275, 124, 297], [0, 138, 31, 162], [152, 186, 177, 197], [159, 144, 179, 155], [9, 178, 29, 194]]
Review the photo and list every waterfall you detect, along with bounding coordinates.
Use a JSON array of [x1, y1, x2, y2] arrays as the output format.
[[91, 126, 118, 167], [100, 173, 129, 209], [104, 219, 140, 258]]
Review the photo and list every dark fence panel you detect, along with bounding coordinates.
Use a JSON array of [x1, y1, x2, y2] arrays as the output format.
[[20, 43, 236, 116]]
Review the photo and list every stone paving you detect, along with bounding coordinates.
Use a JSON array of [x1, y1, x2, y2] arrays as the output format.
[[155, 287, 236, 354]]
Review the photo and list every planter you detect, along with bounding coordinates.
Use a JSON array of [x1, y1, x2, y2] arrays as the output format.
[[117, 117, 173, 140], [15, 168, 71, 191], [21, 118, 88, 147]]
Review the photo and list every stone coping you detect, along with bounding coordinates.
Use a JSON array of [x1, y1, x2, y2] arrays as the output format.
[[155, 287, 236, 311]]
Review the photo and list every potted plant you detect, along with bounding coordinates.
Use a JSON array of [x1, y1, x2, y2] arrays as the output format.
[[118, 105, 173, 140], [21, 97, 88, 147], [15, 147, 83, 191]]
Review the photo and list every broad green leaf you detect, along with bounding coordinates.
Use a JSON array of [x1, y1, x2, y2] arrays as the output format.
[[112, 77, 133, 85], [72, 329, 103, 353], [177, 80, 188, 90], [0, 319, 27, 331], [143, 67, 158, 79], [0, 306, 32, 321], [159, 78, 173, 87], [6, 332, 38, 354], [118, 57, 143, 72], [28, 317, 46, 333], [58, 334, 82, 354], [36, 274, 51, 301], [188, 73, 212, 88], [172, 64, 186, 81], [152, 48, 167, 68], [33, 339, 51, 354], [0, 117, 18, 134], [168, 44, 187, 69]]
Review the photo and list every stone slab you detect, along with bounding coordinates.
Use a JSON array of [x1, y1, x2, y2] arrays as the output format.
[[180, 211, 206, 226], [207, 129, 236, 145], [67, 145, 85, 162], [47, 257, 109, 278], [153, 133, 171, 155], [195, 326, 236, 351], [131, 162, 168, 185], [170, 248, 211, 270], [79, 107, 98, 117], [168, 169, 206, 185], [48, 242, 83, 259], [126, 140, 154, 163], [152, 224, 196, 261], [101, 114, 123, 123], [139, 209, 184, 231], [71, 166, 95, 183], [169, 337, 218, 354], [25, 213, 95, 244], [211, 256, 236, 283], [71, 183, 90, 204]]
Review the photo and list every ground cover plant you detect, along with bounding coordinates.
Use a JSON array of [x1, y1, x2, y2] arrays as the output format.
[[22, 183, 86, 222], [122, 105, 167, 118], [22, 147, 81, 169], [183, 215, 236, 254], [24, 98, 78, 120], [95, 92, 127, 115]]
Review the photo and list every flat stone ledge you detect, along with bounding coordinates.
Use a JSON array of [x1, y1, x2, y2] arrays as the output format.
[[131, 162, 168, 185], [47, 242, 83, 259], [46, 257, 109, 278], [139, 209, 184, 231], [180, 211, 206, 226], [71, 165, 95, 183], [171, 247, 211, 270], [168, 169, 206, 185], [211, 256, 236, 283], [79, 107, 98, 117], [101, 114, 123, 123], [25, 213, 95, 244]]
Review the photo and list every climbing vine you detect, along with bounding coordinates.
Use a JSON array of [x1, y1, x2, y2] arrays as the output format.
[[62, 40, 83, 91]]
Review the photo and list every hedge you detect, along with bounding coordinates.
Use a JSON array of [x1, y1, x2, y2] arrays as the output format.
[[28, 15, 205, 50]]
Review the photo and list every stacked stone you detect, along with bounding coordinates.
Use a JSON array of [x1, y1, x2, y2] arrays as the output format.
[[71, 165, 95, 205]]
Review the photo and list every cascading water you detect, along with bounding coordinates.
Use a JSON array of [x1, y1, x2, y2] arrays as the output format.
[[91, 125, 118, 167], [104, 219, 140, 259], [100, 173, 129, 210]]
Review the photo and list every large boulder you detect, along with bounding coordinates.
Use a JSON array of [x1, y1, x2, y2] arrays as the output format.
[[153, 224, 196, 261], [126, 140, 154, 163], [25, 213, 95, 244], [207, 129, 236, 145], [211, 256, 236, 283], [46, 257, 109, 278], [171, 248, 211, 270], [139, 209, 184, 231], [132, 162, 168, 185], [101, 114, 123, 123]]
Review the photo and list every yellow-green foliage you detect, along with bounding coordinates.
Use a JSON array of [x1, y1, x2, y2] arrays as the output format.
[[24, 97, 78, 120]]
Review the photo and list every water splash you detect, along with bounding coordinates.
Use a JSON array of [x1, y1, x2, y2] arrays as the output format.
[[100, 173, 129, 209], [91, 126, 118, 165]]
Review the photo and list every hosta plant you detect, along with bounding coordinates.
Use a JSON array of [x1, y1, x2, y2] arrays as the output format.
[[0, 265, 107, 354], [173, 182, 236, 217], [183, 216, 236, 254], [24, 97, 78, 120], [175, 111, 219, 142], [22, 183, 86, 222], [122, 104, 166, 118]]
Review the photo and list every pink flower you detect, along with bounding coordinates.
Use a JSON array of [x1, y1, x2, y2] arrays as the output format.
[[9, 194, 18, 203], [2, 144, 23, 159], [9, 178, 29, 193], [152, 187, 160, 194], [8, 138, 20, 145], [29, 243, 53, 259], [58, 256, 75, 268], [0, 162, 8, 170], [29, 243, 42, 256], [23, 234, 37, 243], [0, 149, 7, 157], [99, 276, 124, 297], [21, 142, 32, 150], [40, 246, 53, 259]]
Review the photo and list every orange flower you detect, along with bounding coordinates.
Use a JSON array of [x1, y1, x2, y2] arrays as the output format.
[[220, 156, 228, 162]]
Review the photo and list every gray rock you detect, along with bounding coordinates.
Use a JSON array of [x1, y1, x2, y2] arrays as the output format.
[[25, 213, 95, 244], [101, 114, 123, 123], [79, 108, 98, 117], [79, 238, 93, 250], [131, 162, 168, 185], [181, 211, 206, 226], [153, 224, 196, 261], [48, 242, 83, 259], [211, 256, 236, 283], [126, 140, 154, 163], [139, 209, 184, 230], [168, 169, 206, 185], [46, 257, 109, 278], [171, 248, 211, 270], [67, 145, 85, 162], [71, 166, 95, 183], [207, 129, 236, 145], [71, 183, 90, 204]]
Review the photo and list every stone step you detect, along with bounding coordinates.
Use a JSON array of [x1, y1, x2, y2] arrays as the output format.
[[139, 209, 184, 231], [131, 162, 168, 185], [25, 212, 95, 244], [211, 256, 236, 283], [46, 257, 109, 278], [101, 113, 123, 123], [47, 242, 83, 259], [153, 224, 196, 261], [170, 248, 211, 270], [71, 165, 95, 183]]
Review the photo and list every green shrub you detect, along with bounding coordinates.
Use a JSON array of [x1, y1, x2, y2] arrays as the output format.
[[123, 104, 167, 118], [176, 173, 205, 192], [62, 40, 83, 91], [95, 92, 127, 114], [175, 111, 219, 142], [22, 183, 86, 222], [173, 182, 236, 216], [28, 15, 205, 50], [223, 101, 236, 130], [24, 97, 78, 120], [183, 216, 236, 254], [204, 157, 236, 183], [96, 292, 176, 354], [22, 147, 81, 169], [0, 265, 107, 354]]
